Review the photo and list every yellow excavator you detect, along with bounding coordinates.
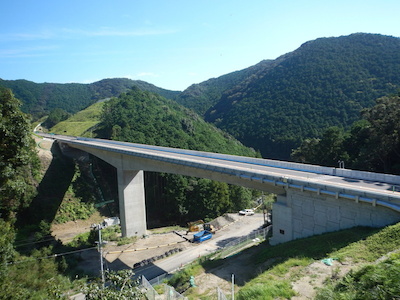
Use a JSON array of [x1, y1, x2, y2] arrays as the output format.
[[187, 220, 215, 234]]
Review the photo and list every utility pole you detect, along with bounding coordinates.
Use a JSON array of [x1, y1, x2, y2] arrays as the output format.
[[262, 193, 267, 225], [231, 273, 235, 300], [95, 224, 105, 287]]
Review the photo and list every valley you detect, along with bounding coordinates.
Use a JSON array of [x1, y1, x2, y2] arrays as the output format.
[[2, 32, 400, 299]]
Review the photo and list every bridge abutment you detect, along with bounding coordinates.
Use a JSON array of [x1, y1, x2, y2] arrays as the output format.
[[270, 189, 400, 245], [117, 169, 147, 237]]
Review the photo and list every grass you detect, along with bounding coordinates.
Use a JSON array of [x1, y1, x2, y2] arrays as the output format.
[[176, 223, 400, 299], [315, 252, 400, 299], [148, 225, 186, 234], [241, 224, 400, 299], [50, 101, 105, 136]]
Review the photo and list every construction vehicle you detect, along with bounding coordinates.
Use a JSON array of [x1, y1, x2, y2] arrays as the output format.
[[187, 220, 216, 234], [204, 223, 216, 233], [192, 230, 213, 243], [187, 220, 204, 233]]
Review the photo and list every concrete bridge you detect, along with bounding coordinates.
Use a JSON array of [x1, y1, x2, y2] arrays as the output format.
[[45, 134, 400, 245]]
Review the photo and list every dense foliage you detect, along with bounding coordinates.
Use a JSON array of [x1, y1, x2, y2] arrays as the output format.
[[292, 93, 400, 174], [174, 60, 273, 115], [84, 270, 142, 300], [43, 108, 71, 128], [204, 33, 400, 159], [0, 87, 40, 221], [0, 89, 76, 299], [0, 78, 179, 119], [4, 33, 400, 161], [97, 87, 259, 223]]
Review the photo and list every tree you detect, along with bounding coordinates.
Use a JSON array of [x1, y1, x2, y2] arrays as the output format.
[[229, 185, 253, 211], [291, 127, 348, 167], [84, 269, 143, 300], [291, 138, 321, 164], [0, 219, 15, 283], [43, 108, 71, 128], [291, 94, 400, 174], [359, 94, 400, 172], [0, 87, 40, 221]]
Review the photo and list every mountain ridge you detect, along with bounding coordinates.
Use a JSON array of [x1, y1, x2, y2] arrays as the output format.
[[203, 33, 400, 159], [0, 77, 180, 118], [3, 32, 400, 160]]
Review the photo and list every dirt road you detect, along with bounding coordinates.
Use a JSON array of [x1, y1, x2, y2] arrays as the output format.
[[64, 213, 266, 279]]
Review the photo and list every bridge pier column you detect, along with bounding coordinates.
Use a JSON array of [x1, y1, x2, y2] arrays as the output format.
[[117, 169, 147, 237]]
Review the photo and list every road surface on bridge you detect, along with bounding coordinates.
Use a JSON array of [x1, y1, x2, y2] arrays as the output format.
[[49, 134, 400, 200]]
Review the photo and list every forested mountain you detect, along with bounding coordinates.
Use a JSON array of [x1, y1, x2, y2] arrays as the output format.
[[3, 33, 400, 161], [174, 60, 275, 115], [0, 78, 179, 118], [97, 86, 256, 156], [291, 92, 400, 174], [95, 87, 259, 223], [203, 33, 400, 159]]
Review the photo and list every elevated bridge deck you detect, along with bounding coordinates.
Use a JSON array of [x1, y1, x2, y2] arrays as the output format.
[[41, 134, 400, 244]]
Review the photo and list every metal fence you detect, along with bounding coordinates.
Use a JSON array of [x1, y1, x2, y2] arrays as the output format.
[[163, 284, 188, 300], [217, 287, 228, 300], [141, 275, 188, 300], [149, 273, 170, 286], [141, 275, 159, 300], [143, 225, 272, 299], [216, 225, 272, 259]]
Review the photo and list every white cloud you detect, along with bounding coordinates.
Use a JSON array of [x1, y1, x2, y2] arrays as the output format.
[[135, 72, 159, 78], [0, 45, 59, 58], [62, 27, 176, 38], [0, 26, 176, 42], [0, 30, 55, 42]]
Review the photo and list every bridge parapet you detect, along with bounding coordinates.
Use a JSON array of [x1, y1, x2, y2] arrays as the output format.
[[46, 134, 400, 242]]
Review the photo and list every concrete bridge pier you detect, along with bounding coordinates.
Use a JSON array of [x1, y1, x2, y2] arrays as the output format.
[[117, 169, 147, 237]]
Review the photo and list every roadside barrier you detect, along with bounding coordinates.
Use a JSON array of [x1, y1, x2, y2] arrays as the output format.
[[215, 225, 272, 259]]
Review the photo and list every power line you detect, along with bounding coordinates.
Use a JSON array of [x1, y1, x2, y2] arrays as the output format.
[[6, 247, 97, 265], [13, 234, 53, 244], [14, 237, 56, 247]]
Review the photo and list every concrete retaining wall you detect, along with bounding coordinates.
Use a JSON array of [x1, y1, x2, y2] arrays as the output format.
[[270, 189, 400, 245]]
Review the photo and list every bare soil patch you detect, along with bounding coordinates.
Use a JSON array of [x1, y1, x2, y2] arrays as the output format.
[[33, 135, 54, 171], [51, 212, 105, 243], [291, 259, 356, 299]]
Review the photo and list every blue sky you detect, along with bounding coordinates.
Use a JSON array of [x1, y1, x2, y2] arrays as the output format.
[[1, 0, 400, 91]]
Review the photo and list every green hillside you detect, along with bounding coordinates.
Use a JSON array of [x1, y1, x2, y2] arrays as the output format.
[[174, 60, 274, 115], [4, 33, 400, 161], [96, 86, 257, 156], [0, 78, 179, 118], [50, 101, 105, 137], [204, 33, 400, 159], [52, 87, 259, 223]]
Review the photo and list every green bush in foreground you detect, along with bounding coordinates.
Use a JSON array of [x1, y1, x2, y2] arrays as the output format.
[[316, 252, 400, 300]]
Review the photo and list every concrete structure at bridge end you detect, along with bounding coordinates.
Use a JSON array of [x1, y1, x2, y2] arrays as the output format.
[[269, 189, 400, 245]]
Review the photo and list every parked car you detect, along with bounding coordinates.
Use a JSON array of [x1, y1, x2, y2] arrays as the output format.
[[239, 209, 255, 216]]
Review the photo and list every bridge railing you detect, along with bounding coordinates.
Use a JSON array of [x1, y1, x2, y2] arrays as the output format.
[[57, 133, 400, 185]]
